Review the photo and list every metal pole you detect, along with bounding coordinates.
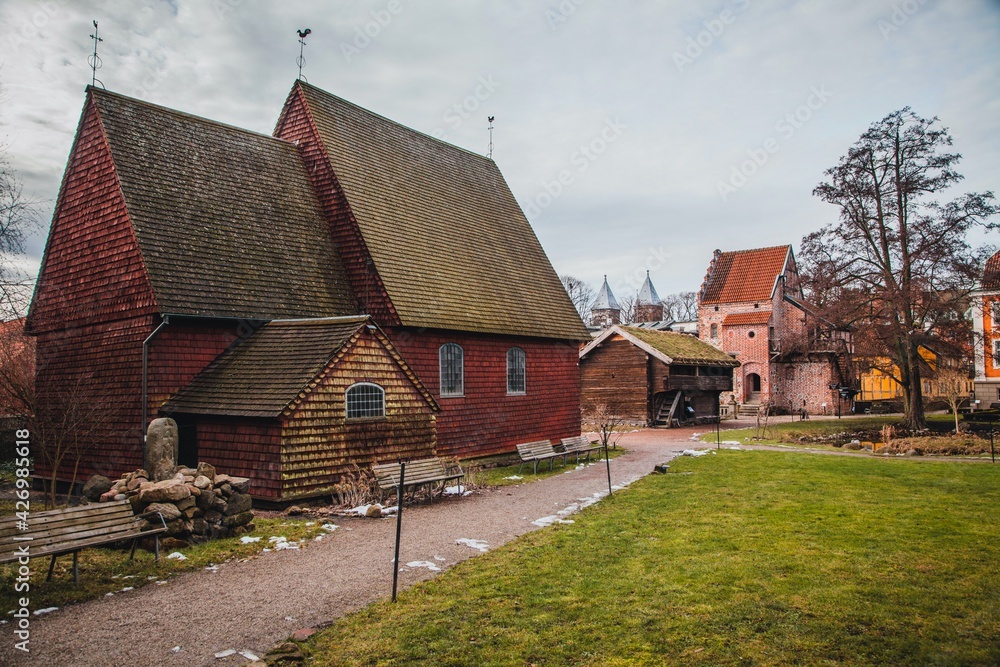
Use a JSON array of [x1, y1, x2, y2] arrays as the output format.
[[716, 418, 720, 450], [990, 425, 995, 464], [391, 460, 406, 602], [604, 441, 613, 497]]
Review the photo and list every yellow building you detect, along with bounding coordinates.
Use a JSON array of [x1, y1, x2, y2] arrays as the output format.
[[858, 346, 973, 403]]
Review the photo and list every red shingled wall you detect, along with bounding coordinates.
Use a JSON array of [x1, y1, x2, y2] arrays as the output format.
[[390, 329, 581, 458], [273, 87, 398, 328], [195, 418, 283, 499], [149, 322, 244, 418], [28, 100, 159, 483]]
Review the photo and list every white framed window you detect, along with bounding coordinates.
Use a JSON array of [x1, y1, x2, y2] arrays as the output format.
[[993, 339, 1000, 366], [439, 343, 464, 397], [346, 382, 385, 419], [507, 347, 526, 395], [992, 301, 1000, 328]]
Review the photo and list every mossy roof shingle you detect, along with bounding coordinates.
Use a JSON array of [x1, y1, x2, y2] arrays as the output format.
[[91, 87, 356, 320], [620, 326, 739, 366], [294, 82, 590, 341]]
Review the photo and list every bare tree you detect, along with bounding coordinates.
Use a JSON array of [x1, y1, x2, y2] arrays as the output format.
[[618, 295, 637, 324], [584, 402, 626, 451], [0, 318, 34, 418], [0, 152, 39, 320], [561, 275, 595, 320], [803, 108, 998, 429], [661, 291, 698, 321], [936, 365, 972, 434]]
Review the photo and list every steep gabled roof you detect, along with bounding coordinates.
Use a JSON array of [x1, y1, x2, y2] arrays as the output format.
[[580, 325, 739, 367], [289, 82, 589, 341], [700, 245, 792, 305], [982, 250, 1000, 290], [162, 316, 437, 418], [90, 87, 356, 320], [636, 271, 660, 306], [593, 275, 620, 310]]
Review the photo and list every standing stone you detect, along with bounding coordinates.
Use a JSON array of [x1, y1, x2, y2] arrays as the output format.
[[145, 418, 179, 482]]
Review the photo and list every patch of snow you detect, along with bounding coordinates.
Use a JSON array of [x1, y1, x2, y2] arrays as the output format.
[[406, 560, 442, 572], [721, 440, 741, 446], [434, 555, 446, 561], [105, 592, 114, 597], [503, 475, 523, 480], [268, 536, 287, 543], [214, 648, 237, 659], [205, 565, 219, 572], [313, 535, 324, 542], [156, 580, 168, 585], [120, 587, 133, 592], [532, 516, 575, 527], [682, 449, 710, 457], [305, 521, 316, 526], [321, 523, 338, 532], [240, 536, 261, 544], [166, 551, 187, 561], [456, 538, 489, 552], [443, 486, 471, 496], [239, 650, 261, 661], [33, 607, 58, 616], [170, 646, 181, 654], [381, 506, 399, 515]]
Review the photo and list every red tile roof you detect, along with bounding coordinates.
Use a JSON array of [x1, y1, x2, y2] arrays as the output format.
[[700, 245, 791, 305], [983, 250, 1000, 290], [722, 311, 772, 326]]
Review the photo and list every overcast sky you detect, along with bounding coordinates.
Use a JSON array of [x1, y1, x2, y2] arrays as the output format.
[[1, 0, 998, 307]]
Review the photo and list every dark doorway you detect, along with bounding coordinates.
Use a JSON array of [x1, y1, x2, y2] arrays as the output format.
[[746, 373, 762, 403], [176, 417, 199, 468]]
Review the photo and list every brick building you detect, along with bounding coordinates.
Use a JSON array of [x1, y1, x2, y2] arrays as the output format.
[[27, 82, 588, 500], [972, 250, 1000, 406], [697, 245, 853, 415]]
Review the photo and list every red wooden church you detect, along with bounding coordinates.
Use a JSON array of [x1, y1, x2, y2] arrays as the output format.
[[27, 82, 589, 500]]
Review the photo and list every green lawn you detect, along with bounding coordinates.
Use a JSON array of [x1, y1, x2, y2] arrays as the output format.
[[304, 450, 1000, 666]]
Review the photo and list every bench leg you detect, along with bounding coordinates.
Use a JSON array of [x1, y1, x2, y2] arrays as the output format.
[[130, 537, 138, 561], [154, 534, 160, 563], [533, 460, 538, 475], [46, 555, 57, 582], [72, 551, 79, 585]]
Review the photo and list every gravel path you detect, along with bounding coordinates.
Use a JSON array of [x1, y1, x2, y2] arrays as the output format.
[[1, 428, 705, 666]]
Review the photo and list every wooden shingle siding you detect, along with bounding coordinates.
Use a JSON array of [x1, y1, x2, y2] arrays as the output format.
[[28, 102, 160, 483], [280, 330, 436, 499], [196, 417, 283, 499], [391, 330, 580, 459]]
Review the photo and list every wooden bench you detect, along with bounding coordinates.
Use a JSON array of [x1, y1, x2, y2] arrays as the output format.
[[0, 500, 168, 584], [373, 457, 465, 501], [516, 440, 566, 474], [560, 435, 604, 464]]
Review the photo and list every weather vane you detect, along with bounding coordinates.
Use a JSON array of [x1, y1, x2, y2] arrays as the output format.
[[296, 28, 312, 81], [89, 20, 104, 88], [487, 115, 495, 160]]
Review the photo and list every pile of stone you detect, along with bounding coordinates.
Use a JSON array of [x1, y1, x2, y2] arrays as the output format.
[[84, 463, 254, 544]]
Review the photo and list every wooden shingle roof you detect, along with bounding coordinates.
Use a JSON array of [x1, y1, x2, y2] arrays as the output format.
[[700, 245, 791, 305], [91, 88, 356, 320], [292, 82, 590, 341], [163, 316, 435, 418]]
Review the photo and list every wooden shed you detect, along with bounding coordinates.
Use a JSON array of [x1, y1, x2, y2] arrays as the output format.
[[579, 325, 739, 426], [161, 316, 438, 501]]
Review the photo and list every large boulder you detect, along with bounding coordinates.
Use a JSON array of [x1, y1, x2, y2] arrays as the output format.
[[143, 502, 182, 522], [82, 475, 114, 501], [138, 479, 191, 504], [224, 492, 252, 516], [145, 418, 179, 482]]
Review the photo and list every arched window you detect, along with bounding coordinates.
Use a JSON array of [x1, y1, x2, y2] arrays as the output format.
[[710, 323, 718, 338], [439, 343, 464, 397], [346, 382, 385, 419], [507, 347, 526, 395]]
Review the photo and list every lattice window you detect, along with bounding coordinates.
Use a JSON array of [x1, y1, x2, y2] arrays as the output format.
[[439, 343, 464, 397], [346, 382, 385, 419], [507, 347, 526, 395]]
